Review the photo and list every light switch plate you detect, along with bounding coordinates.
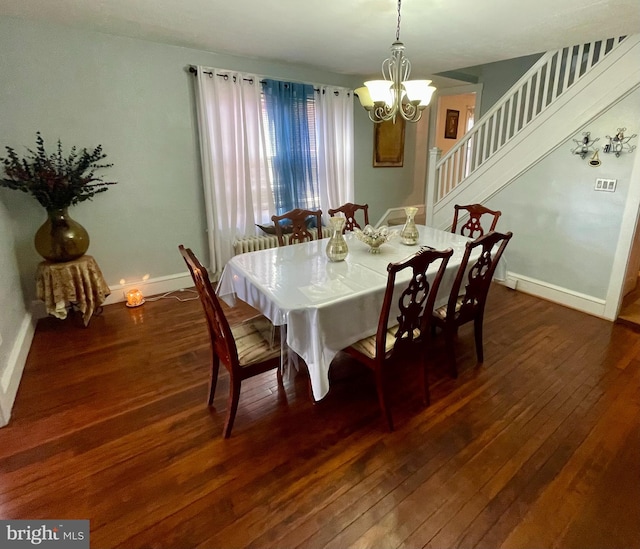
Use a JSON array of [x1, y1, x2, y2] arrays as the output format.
[[595, 178, 617, 192]]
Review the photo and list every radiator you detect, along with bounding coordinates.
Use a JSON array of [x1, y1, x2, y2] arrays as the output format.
[[233, 229, 319, 255], [233, 234, 280, 254]]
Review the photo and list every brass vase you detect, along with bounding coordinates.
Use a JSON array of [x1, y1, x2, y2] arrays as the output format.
[[35, 208, 90, 262]]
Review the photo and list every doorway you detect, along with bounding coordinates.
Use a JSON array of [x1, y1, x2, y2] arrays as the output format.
[[434, 92, 477, 156], [604, 135, 640, 321], [426, 83, 482, 169], [616, 206, 640, 326]]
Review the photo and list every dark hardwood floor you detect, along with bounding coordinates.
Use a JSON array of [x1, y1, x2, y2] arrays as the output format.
[[1, 285, 639, 548]]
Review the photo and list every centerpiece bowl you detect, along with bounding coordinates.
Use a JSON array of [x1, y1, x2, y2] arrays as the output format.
[[353, 224, 396, 254]]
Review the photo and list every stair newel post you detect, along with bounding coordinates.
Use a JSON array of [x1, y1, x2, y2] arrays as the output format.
[[426, 147, 442, 227]]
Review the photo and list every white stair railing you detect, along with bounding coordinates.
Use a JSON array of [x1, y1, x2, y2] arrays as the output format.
[[431, 36, 627, 204]]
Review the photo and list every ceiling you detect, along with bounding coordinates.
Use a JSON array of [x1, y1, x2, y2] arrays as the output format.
[[1, 0, 639, 77]]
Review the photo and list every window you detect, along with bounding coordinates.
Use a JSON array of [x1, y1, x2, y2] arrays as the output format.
[[262, 79, 320, 215], [261, 97, 320, 211], [194, 67, 354, 272]]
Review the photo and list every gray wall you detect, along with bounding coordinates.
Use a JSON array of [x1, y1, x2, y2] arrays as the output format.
[[456, 53, 542, 116], [353, 111, 420, 225], [486, 86, 640, 299], [0, 16, 417, 301], [0, 202, 29, 422]]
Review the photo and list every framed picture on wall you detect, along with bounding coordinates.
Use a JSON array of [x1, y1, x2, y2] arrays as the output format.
[[444, 109, 460, 139], [373, 118, 406, 167]]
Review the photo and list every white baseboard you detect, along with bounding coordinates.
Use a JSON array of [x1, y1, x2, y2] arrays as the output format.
[[31, 272, 195, 318], [498, 271, 608, 319], [0, 312, 36, 426], [102, 272, 193, 306]]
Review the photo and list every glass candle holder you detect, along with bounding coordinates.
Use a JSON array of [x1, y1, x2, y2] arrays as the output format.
[[125, 288, 145, 307]]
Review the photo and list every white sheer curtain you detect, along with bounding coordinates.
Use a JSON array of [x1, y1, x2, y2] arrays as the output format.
[[315, 86, 354, 221], [194, 68, 274, 274], [195, 69, 355, 273]]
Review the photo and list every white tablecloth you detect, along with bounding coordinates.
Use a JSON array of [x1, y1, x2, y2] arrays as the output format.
[[217, 225, 505, 401]]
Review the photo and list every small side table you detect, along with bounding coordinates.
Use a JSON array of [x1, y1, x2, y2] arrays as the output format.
[[36, 255, 111, 326]]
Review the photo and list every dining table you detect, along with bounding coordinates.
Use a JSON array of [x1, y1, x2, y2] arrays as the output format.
[[217, 225, 506, 401]]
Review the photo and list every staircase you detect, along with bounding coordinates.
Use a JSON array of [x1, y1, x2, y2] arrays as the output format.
[[426, 35, 640, 229]]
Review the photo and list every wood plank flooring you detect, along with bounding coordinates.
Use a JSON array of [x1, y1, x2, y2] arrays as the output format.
[[1, 285, 639, 548]]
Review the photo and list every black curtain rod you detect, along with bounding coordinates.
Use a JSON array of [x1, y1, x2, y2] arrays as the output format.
[[188, 66, 348, 96], [189, 66, 257, 83]]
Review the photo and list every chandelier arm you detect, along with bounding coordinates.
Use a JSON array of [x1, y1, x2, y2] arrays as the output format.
[[402, 56, 411, 82], [372, 103, 394, 123], [368, 100, 424, 124], [399, 102, 423, 123]]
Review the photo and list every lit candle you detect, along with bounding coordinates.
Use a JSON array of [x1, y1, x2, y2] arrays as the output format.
[[125, 288, 145, 307]]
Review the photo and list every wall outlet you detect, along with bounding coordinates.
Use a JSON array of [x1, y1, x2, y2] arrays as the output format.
[[595, 178, 617, 192]]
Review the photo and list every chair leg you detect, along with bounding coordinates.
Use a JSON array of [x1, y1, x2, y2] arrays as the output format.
[[223, 377, 242, 439], [374, 365, 394, 431], [444, 324, 458, 378], [208, 353, 220, 406], [474, 314, 485, 364], [422, 358, 431, 407]]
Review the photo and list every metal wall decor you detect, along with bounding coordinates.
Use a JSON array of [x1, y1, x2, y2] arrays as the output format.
[[588, 150, 601, 167], [571, 131, 599, 159], [603, 128, 637, 157]]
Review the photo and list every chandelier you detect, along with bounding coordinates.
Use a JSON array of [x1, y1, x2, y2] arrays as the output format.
[[355, 0, 436, 123]]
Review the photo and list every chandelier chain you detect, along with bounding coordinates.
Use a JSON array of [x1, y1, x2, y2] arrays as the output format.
[[396, 0, 402, 41]]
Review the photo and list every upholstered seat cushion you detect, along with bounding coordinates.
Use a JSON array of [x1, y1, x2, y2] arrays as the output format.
[[349, 325, 422, 359], [231, 316, 281, 366], [349, 327, 396, 359], [433, 296, 466, 320], [433, 295, 464, 320]]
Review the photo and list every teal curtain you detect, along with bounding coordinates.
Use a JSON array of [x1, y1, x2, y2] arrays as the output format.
[[263, 79, 319, 215]]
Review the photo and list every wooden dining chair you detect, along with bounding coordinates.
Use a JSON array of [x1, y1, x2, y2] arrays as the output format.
[[179, 245, 282, 438], [328, 202, 370, 232], [342, 246, 453, 431], [451, 204, 502, 239], [271, 208, 323, 246], [432, 231, 513, 378]]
